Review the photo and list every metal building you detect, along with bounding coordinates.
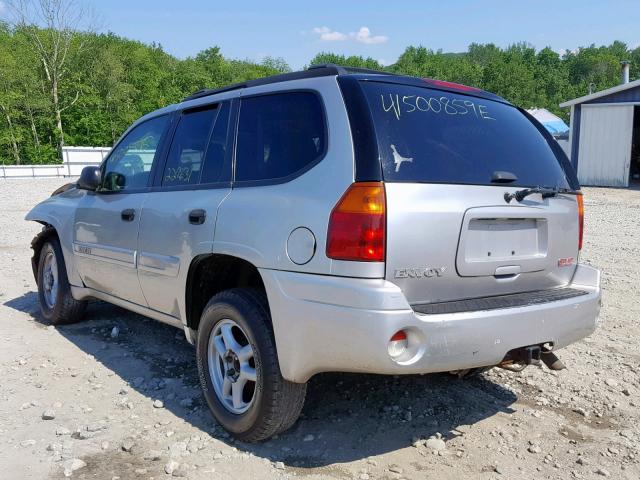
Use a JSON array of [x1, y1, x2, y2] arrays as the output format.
[[560, 62, 640, 187]]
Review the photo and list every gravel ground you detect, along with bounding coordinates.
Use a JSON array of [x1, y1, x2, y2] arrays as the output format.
[[0, 178, 639, 480]]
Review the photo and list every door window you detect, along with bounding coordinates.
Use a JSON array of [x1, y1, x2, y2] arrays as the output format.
[[235, 92, 326, 182], [162, 106, 219, 187], [101, 115, 170, 192], [200, 102, 231, 185]]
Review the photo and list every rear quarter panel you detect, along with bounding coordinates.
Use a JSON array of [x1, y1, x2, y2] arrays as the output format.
[[213, 77, 384, 278]]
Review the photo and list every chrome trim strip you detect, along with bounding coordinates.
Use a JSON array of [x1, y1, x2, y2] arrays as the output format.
[[72, 241, 136, 268], [138, 251, 180, 277]]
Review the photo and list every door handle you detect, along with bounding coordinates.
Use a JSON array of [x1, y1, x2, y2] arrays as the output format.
[[188, 209, 206, 225], [121, 209, 135, 222]]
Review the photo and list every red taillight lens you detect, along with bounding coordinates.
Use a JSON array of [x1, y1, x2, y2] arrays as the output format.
[[390, 330, 407, 342], [577, 193, 584, 251], [326, 182, 386, 262]]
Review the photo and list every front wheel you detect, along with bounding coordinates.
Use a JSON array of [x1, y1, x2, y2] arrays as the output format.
[[196, 289, 306, 442], [37, 238, 87, 325]]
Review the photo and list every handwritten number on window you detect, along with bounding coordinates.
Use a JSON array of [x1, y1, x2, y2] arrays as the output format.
[[381, 94, 495, 121]]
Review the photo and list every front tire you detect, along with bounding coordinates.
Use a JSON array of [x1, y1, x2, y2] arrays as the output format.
[[196, 288, 306, 442], [37, 238, 87, 325]]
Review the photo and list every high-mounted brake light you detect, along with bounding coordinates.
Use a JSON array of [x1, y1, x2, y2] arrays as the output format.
[[577, 192, 584, 251], [326, 182, 386, 262], [423, 78, 481, 92]]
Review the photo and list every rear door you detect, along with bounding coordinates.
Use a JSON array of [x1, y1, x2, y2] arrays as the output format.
[[137, 101, 233, 318], [360, 81, 581, 305]]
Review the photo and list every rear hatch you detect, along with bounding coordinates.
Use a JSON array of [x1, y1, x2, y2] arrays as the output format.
[[359, 80, 581, 305]]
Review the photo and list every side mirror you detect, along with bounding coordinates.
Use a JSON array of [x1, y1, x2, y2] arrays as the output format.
[[103, 171, 126, 190], [77, 166, 101, 191]]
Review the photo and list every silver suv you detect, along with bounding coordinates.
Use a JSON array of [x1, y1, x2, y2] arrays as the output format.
[[26, 65, 601, 441]]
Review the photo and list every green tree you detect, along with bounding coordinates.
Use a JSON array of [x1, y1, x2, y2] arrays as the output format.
[[6, 0, 94, 155], [0, 18, 636, 166], [309, 52, 383, 70]]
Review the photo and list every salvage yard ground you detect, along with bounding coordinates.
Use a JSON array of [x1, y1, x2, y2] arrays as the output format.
[[0, 178, 639, 480]]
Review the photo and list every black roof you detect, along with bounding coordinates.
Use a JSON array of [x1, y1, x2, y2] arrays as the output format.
[[182, 63, 507, 104]]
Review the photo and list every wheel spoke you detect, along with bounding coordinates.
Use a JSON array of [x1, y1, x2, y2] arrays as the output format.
[[213, 335, 227, 357], [237, 344, 253, 362], [222, 376, 232, 397], [221, 324, 241, 352], [231, 378, 247, 409], [240, 364, 256, 382]]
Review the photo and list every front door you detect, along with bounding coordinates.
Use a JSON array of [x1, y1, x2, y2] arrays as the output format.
[[137, 101, 233, 318], [74, 114, 172, 306], [74, 193, 148, 305]]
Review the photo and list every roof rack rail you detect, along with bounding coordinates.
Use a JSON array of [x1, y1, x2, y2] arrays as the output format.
[[184, 83, 248, 101], [182, 64, 391, 102], [307, 63, 393, 76], [182, 65, 336, 102]]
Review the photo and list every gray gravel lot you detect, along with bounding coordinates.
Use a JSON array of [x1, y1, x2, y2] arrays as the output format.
[[1, 178, 639, 479]]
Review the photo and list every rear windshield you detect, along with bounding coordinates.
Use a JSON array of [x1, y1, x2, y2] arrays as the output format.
[[361, 81, 570, 188]]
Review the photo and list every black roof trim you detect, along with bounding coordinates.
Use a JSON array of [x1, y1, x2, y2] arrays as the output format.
[[182, 64, 393, 102], [183, 66, 338, 101]]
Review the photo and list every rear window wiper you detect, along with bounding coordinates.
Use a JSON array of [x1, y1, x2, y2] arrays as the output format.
[[504, 186, 579, 203]]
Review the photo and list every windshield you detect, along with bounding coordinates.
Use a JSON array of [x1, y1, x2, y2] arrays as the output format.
[[361, 81, 570, 188]]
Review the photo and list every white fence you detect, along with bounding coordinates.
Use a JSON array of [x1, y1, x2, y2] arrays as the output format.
[[0, 146, 110, 179]]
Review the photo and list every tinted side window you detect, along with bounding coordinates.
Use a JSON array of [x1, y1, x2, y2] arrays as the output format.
[[200, 101, 231, 184], [162, 107, 218, 187], [101, 115, 169, 192], [235, 92, 326, 182]]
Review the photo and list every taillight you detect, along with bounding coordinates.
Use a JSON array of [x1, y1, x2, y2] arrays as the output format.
[[326, 182, 386, 262], [577, 193, 584, 250]]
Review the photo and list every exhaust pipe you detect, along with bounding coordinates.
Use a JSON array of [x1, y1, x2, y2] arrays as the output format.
[[541, 350, 566, 370]]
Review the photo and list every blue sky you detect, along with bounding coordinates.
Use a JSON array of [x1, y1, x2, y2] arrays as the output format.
[[6, 0, 640, 68]]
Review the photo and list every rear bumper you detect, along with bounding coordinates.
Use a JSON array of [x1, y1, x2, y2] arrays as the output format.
[[260, 264, 601, 383]]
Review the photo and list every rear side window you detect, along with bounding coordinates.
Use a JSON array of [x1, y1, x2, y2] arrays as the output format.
[[162, 107, 218, 187], [361, 82, 570, 188], [235, 92, 326, 183]]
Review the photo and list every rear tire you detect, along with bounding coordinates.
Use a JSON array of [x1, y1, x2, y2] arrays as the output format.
[[196, 288, 306, 442], [37, 238, 87, 325]]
